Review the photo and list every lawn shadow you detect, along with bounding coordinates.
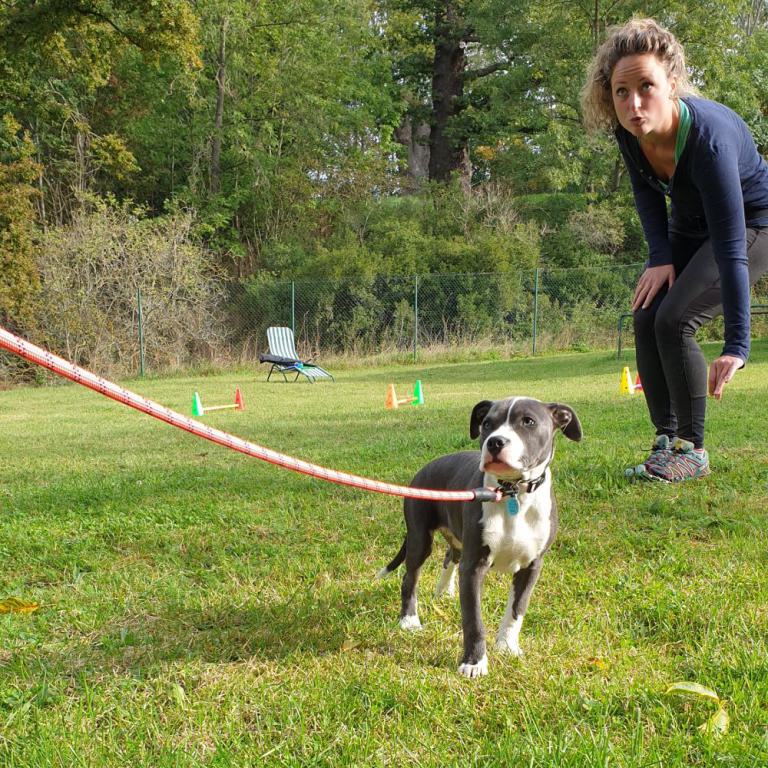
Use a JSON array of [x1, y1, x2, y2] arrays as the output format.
[[62, 580, 399, 674]]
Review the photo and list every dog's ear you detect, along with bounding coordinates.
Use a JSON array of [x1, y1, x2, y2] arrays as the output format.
[[547, 403, 582, 442], [470, 400, 493, 439]]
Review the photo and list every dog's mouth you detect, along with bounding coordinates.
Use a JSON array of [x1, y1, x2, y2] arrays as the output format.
[[481, 458, 524, 478]]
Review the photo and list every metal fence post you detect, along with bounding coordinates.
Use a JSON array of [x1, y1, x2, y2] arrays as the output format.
[[531, 268, 540, 356], [291, 281, 296, 334], [413, 274, 419, 362], [137, 286, 145, 377]]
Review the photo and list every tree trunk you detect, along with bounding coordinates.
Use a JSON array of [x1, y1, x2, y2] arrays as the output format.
[[429, 2, 469, 185], [395, 116, 431, 191]]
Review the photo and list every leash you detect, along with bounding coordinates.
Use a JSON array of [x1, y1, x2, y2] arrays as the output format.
[[0, 325, 503, 504]]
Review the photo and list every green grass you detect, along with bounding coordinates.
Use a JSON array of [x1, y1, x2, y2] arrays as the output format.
[[1, 343, 768, 767]]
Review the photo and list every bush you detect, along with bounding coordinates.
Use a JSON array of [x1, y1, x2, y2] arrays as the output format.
[[36, 199, 224, 376]]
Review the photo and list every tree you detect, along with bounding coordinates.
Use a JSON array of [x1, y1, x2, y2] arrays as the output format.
[[381, 0, 528, 186], [0, 115, 40, 334], [0, 0, 200, 224], [178, 0, 402, 274]]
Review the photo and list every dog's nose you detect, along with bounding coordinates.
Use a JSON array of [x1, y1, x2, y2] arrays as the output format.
[[486, 436, 508, 456]]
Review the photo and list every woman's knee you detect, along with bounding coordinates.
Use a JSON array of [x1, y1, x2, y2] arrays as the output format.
[[653, 301, 687, 339], [633, 306, 658, 340]]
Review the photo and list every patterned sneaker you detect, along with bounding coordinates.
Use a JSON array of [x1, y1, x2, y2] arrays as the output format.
[[625, 434, 675, 481], [662, 439, 711, 482], [629, 438, 710, 483]]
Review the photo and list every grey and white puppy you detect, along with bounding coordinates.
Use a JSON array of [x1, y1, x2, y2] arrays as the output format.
[[378, 397, 582, 678]]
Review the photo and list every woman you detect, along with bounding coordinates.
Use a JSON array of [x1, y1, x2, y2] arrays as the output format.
[[581, 18, 768, 482]]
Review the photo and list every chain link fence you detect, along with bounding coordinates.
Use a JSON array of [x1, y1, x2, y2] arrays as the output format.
[[4, 264, 768, 382], [225, 263, 648, 366]]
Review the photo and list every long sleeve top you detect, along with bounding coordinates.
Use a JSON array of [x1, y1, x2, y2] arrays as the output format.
[[616, 96, 768, 361]]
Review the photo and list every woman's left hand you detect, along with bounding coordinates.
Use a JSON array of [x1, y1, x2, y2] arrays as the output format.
[[708, 355, 744, 400]]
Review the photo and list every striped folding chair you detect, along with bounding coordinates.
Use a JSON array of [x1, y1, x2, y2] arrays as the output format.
[[259, 327, 334, 383]]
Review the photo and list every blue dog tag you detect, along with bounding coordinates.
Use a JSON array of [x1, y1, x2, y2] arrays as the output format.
[[506, 496, 519, 516]]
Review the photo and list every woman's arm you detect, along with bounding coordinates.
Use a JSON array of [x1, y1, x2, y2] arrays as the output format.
[[697, 143, 751, 362]]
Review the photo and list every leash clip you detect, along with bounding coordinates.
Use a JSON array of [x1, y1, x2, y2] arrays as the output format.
[[495, 481, 518, 498]]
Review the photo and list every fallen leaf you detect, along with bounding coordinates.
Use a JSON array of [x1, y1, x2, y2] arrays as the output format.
[[665, 681, 721, 704], [0, 598, 39, 614], [699, 706, 729, 738]]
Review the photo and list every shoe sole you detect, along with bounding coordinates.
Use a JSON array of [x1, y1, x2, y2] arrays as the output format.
[[624, 464, 711, 483]]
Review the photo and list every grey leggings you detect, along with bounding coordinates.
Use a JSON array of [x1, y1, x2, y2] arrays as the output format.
[[633, 227, 768, 448]]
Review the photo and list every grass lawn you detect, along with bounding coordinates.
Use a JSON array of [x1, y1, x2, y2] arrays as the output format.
[[1, 342, 767, 766]]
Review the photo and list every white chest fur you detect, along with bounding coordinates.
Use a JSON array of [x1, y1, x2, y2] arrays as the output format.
[[480, 475, 552, 574]]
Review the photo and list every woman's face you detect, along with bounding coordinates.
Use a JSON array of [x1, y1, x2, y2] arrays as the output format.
[[610, 53, 677, 140]]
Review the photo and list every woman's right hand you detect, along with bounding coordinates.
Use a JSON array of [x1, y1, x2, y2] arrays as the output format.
[[632, 264, 676, 311]]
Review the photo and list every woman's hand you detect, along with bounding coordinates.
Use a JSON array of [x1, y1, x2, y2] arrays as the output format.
[[632, 265, 676, 311], [708, 355, 744, 400]]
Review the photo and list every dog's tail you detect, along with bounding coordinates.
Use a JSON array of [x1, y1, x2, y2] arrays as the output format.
[[376, 539, 406, 579]]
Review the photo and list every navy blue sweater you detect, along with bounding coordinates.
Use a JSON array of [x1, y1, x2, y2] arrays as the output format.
[[616, 96, 768, 361]]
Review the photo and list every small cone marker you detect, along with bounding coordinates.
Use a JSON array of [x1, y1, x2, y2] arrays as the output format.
[[620, 366, 634, 395], [634, 374, 643, 393], [386, 383, 418, 409], [412, 379, 424, 406], [193, 389, 244, 415], [386, 383, 399, 409]]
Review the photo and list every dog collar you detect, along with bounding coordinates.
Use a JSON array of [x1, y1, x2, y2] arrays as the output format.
[[495, 474, 547, 497], [495, 474, 547, 516]]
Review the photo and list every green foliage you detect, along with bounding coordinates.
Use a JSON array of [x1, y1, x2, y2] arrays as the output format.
[[0, 115, 40, 334], [276, 182, 542, 279], [1, 0, 767, 340], [0, 0, 200, 227]]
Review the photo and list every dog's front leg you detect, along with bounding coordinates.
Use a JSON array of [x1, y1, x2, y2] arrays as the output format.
[[496, 557, 543, 656], [458, 554, 492, 678]]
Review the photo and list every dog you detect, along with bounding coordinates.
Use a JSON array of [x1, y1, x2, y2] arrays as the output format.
[[378, 397, 582, 677]]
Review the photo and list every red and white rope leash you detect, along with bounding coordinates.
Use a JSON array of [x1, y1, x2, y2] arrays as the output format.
[[0, 326, 501, 503]]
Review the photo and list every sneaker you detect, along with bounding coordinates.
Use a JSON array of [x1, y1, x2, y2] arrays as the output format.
[[625, 434, 675, 481], [662, 439, 711, 482], [630, 438, 710, 483]]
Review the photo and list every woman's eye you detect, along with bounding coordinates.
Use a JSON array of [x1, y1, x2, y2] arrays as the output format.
[[641, 82, 652, 91], [615, 87, 627, 97]]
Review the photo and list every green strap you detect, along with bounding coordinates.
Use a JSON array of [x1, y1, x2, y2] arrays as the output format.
[[674, 99, 692, 165], [656, 99, 691, 191]]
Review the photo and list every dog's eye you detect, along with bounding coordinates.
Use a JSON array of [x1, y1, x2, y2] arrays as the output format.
[[482, 418, 492, 429], [522, 417, 536, 427]]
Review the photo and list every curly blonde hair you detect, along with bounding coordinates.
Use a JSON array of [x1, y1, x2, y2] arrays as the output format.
[[581, 18, 698, 133]]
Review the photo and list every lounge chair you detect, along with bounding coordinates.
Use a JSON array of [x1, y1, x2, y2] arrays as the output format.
[[259, 326, 334, 383]]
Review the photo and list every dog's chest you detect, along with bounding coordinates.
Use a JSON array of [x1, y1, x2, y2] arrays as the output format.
[[480, 493, 551, 573]]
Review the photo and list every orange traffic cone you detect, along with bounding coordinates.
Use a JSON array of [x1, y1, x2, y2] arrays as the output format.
[[634, 375, 643, 393], [386, 384, 399, 409], [235, 387, 245, 410]]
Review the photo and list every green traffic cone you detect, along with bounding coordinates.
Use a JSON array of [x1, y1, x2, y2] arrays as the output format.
[[412, 379, 424, 406], [192, 392, 204, 417]]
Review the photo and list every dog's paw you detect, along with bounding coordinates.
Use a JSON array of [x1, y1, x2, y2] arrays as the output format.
[[495, 637, 523, 657], [399, 614, 422, 631], [376, 567, 392, 580], [458, 655, 488, 678]]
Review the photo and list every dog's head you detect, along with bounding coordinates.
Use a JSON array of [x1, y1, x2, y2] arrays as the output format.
[[469, 397, 582, 481]]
